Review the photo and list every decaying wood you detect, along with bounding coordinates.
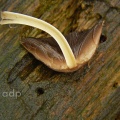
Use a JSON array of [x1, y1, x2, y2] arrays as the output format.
[[0, 0, 120, 120]]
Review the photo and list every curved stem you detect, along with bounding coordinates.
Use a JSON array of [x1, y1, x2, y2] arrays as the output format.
[[0, 11, 77, 68]]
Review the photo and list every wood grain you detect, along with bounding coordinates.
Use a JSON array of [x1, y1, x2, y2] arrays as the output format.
[[0, 0, 120, 120]]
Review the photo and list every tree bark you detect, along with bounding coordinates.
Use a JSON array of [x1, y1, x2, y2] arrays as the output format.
[[0, 0, 120, 120]]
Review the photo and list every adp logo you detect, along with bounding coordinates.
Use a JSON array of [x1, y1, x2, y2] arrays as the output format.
[[2, 89, 21, 99]]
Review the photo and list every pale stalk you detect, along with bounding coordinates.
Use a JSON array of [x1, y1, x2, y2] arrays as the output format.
[[0, 11, 77, 68]]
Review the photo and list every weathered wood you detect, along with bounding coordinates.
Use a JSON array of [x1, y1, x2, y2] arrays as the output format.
[[0, 0, 120, 120]]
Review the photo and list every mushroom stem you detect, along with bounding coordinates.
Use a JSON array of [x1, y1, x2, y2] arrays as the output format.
[[0, 11, 77, 68]]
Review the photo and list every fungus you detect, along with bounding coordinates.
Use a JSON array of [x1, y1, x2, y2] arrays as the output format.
[[0, 11, 104, 72]]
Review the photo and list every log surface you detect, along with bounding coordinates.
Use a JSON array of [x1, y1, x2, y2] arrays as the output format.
[[0, 0, 120, 120]]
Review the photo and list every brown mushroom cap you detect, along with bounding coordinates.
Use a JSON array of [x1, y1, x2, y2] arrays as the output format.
[[21, 21, 104, 72]]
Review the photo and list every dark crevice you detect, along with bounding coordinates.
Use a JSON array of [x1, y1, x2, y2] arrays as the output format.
[[100, 34, 107, 43], [7, 53, 39, 84]]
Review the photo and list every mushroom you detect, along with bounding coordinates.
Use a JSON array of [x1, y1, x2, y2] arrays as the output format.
[[0, 11, 104, 72]]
